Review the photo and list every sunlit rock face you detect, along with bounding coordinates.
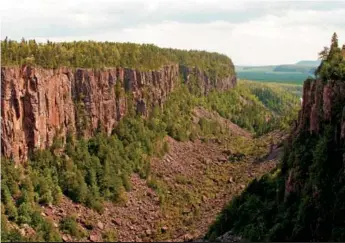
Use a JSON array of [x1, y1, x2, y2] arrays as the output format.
[[1, 64, 237, 163]]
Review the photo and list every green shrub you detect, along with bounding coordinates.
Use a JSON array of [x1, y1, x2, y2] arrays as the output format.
[[4, 201, 18, 221], [147, 177, 159, 190], [2, 228, 24, 242], [30, 210, 45, 228], [102, 229, 118, 241], [17, 202, 33, 224], [121, 174, 132, 192], [36, 219, 62, 242], [52, 185, 63, 204], [59, 216, 86, 239]]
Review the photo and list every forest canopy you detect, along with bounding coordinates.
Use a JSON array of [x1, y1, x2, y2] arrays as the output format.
[[1, 38, 235, 79]]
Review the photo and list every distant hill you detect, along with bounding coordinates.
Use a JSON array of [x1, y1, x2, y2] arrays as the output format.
[[295, 60, 321, 66], [273, 64, 316, 74], [235, 60, 321, 85]]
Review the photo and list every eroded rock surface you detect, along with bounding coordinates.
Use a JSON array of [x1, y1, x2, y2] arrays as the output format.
[[1, 65, 236, 162]]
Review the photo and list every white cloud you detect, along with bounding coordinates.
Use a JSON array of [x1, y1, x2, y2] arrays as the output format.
[[1, 0, 345, 65]]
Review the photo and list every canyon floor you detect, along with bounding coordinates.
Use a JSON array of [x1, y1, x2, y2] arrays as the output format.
[[40, 108, 285, 242]]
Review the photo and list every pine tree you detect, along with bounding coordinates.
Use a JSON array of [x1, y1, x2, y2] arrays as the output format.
[[316, 33, 345, 81]]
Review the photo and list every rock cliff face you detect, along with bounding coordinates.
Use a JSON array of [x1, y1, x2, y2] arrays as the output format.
[[205, 77, 345, 242], [295, 78, 345, 136], [286, 78, 345, 197], [179, 65, 237, 95], [1, 65, 236, 162]]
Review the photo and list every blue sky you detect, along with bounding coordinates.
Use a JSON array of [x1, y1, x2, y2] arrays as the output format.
[[1, 0, 345, 65]]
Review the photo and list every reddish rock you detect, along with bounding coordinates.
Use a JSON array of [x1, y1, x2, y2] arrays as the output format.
[[182, 207, 192, 214], [295, 79, 345, 136], [183, 233, 194, 241], [112, 218, 122, 226], [97, 221, 104, 230], [323, 83, 332, 121], [161, 226, 168, 233], [19, 228, 26, 237], [310, 104, 319, 133], [89, 233, 100, 242], [1, 65, 236, 163], [1, 65, 178, 163], [180, 65, 236, 95], [217, 156, 228, 162], [62, 235, 69, 242]]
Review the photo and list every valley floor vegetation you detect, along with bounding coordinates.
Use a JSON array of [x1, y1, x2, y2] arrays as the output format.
[[1, 77, 301, 241]]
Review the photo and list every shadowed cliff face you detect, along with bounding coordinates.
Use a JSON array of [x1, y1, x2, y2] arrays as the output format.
[[205, 77, 345, 242], [179, 65, 237, 95], [1, 65, 236, 163], [286, 78, 345, 197], [296, 79, 345, 136]]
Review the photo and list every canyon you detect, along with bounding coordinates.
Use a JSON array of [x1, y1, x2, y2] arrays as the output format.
[[5, 36, 342, 242]]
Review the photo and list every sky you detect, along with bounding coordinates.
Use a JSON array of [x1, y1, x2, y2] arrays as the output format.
[[1, 0, 345, 66]]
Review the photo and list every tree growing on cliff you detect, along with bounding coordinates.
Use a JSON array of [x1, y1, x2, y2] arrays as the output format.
[[318, 47, 329, 61], [316, 33, 345, 81]]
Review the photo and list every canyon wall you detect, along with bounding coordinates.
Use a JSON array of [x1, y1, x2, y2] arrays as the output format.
[[179, 65, 237, 95], [285, 78, 345, 198], [295, 79, 345, 136], [1, 65, 236, 162]]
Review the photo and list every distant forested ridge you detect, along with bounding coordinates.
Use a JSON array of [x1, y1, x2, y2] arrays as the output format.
[[1, 38, 235, 79], [295, 60, 321, 66], [235, 60, 321, 84]]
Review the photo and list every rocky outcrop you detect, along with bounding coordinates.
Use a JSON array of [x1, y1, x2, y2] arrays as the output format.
[[1, 65, 236, 163], [296, 78, 345, 135], [287, 78, 345, 197], [179, 65, 237, 95]]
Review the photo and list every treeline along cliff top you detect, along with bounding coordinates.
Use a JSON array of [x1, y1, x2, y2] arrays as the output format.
[[1, 38, 235, 79]]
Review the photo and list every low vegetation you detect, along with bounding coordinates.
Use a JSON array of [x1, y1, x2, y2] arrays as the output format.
[[59, 216, 87, 239], [1, 75, 300, 240], [199, 80, 301, 136]]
